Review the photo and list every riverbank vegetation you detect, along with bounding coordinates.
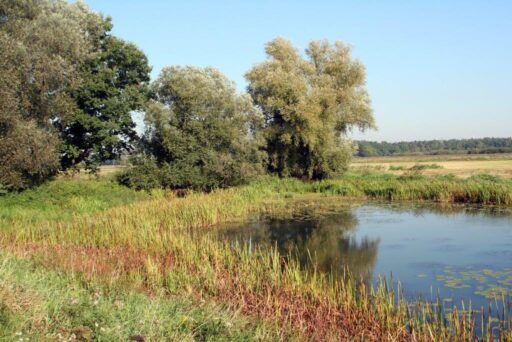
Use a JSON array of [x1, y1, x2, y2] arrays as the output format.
[[0, 252, 278, 341], [1, 172, 512, 340]]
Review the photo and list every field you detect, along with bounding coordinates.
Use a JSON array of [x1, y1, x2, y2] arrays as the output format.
[[351, 153, 512, 179], [1, 172, 512, 340]]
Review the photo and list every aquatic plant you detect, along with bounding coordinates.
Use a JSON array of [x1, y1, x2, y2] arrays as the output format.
[[1, 174, 512, 339]]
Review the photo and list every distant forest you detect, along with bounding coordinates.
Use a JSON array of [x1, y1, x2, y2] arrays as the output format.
[[355, 138, 512, 157]]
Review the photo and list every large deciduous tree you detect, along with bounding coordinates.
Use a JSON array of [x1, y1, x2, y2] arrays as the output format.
[[57, 22, 151, 170], [245, 37, 375, 179], [123, 66, 265, 191], [0, 0, 97, 190], [0, 0, 151, 190]]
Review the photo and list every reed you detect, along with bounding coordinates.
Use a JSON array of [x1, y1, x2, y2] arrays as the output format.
[[0, 252, 280, 341], [1, 174, 512, 340]]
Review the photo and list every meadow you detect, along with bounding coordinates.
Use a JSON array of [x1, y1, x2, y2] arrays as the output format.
[[1, 171, 512, 340], [351, 153, 512, 179]]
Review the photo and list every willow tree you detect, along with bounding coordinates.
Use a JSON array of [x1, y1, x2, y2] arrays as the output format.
[[245, 37, 375, 179], [58, 23, 151, 171], [0, 0, 150, 191], [0, 0, 97, 190], [124, 66, 265, 191]]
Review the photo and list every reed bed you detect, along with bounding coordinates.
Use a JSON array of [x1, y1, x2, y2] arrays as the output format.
[[254, 172, 512, 205], [1, 173, 512, 340]]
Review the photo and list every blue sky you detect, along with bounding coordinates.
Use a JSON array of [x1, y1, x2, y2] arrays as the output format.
[[84, 0, 511, 142]]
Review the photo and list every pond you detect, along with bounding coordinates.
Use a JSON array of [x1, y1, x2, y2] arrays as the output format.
[[218, 201, 512, 316]]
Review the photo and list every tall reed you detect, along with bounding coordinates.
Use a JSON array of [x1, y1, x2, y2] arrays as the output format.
[[2, 176, 512, 339]]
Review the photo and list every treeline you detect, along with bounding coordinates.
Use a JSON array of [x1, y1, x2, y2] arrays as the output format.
[[356, 138, 512, 157], [1, 0, 374, 193]]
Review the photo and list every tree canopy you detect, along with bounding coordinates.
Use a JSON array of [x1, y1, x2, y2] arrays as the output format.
[[57, 23, 151, 170], [0, 0, 150, 190], [246, 37, 375, 179], [1, 2, 378, 193], [119, 66, 265, 191], [356, 138, 512, 157], [0, 0, 96, 190]]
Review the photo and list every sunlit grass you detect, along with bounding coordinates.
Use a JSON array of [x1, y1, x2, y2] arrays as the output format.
[[1, 173, 512, 340], [0, 252, 278, 341]]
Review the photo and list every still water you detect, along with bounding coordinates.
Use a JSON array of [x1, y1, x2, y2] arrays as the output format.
[[219, 202, 512, 311]]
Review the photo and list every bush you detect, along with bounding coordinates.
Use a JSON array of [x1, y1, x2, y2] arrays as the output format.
[[118, 154, 264, 192], [116, 157, 163, 191]]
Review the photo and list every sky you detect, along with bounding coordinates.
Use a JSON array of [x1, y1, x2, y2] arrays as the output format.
[[84, 0, 511, 142]]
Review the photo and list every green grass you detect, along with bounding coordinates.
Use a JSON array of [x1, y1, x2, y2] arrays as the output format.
[[0, 178, 151, 223], [1, 172, 512, 340], [0, 252, 278, 341], [252, 171, 512, 205]]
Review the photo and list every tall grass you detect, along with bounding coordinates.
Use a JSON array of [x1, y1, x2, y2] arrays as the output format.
[[1, 173, 512, 340], [0, 252, 279, 341], [255, 172, 512, 205]]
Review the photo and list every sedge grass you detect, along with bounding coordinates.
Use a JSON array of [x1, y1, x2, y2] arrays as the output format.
[[0, 252, 280, 341], [1, 173, 512, 340]]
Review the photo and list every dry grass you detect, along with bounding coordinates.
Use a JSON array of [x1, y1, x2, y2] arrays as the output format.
[[352, 154, 512, 179]]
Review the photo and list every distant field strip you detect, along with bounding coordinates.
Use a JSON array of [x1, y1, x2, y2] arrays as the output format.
[[352, 154, 512, 179]]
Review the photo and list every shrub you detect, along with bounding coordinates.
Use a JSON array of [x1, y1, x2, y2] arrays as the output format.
[[116, 157, 163, 191], [409, 163, 443, 171]]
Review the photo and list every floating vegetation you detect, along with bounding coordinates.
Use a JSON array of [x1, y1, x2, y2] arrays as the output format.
[[444, 276, 471, 289], [436, 266, 512, 299], [475, 286, 511, 299]]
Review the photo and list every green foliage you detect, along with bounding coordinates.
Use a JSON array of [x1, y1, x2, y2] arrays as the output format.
[[116, 156, 163, 191], [0, 178, 150, 223], [357, 142, 378, 157], [0, 0, 96, 190], [0, 0, 150, 192], [0, 253, 276, 341], [136, 66, 265, 191], [0, 120, 59, 190], [246, 38, 375, 180], [58, 28, 151, 170]]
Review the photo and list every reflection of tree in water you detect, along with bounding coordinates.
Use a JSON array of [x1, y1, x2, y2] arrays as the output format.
[[221, 209, 380, 282]]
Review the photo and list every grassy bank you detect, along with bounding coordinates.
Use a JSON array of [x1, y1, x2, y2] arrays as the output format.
[[1, 173, 512, 340], [0, 252, 277, 341], [259, 172, 512, 205], [0, 178, 151, 223]]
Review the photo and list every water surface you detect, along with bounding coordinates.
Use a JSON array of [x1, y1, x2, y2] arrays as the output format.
[[219, 202, 512, 312]]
